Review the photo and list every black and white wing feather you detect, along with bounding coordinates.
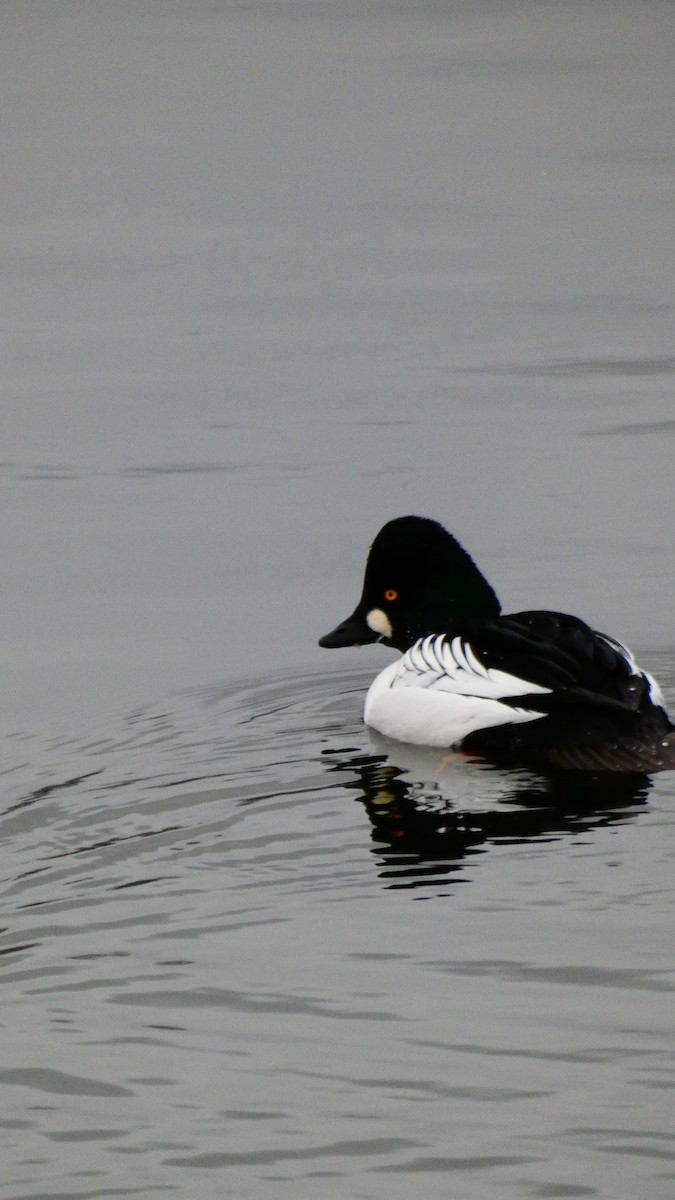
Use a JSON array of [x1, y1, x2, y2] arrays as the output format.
[[394, 634, 553, 701], [365, 614, 673, 765]]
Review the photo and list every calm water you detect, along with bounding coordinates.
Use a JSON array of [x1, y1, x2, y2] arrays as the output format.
[[2, 2, 675, 1197], [2, 661, 675, 1198]]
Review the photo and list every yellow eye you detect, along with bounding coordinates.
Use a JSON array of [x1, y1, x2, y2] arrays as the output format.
[[384, 588, 398, 602]]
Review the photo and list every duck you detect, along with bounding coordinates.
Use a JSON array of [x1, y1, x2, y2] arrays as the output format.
[[319, 515, 674, 772]]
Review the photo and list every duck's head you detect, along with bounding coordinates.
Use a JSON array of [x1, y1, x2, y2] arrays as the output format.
[[319, 515, 501, 653]]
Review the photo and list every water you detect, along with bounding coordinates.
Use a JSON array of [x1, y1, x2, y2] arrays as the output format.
[[2, 661, 674, 1198], [2, 1, 675, 1197]]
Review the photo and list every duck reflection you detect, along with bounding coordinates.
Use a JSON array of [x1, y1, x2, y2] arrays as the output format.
[[322, 737, 651, 890]]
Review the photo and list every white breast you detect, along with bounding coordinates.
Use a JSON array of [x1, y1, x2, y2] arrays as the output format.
[[363, 635, 550, 748]]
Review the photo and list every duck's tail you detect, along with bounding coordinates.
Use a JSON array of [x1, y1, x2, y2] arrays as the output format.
[[547, 728, 675, 772]]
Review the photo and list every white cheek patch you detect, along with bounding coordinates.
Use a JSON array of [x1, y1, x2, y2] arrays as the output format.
[[366, 607, 393, 640]]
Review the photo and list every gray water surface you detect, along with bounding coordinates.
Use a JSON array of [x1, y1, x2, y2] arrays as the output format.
[[2, 2, 674, 1197], [2, 661, 674, 1198]]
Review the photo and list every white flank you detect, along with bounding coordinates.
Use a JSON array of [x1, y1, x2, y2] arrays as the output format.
[[363, 635, 549, 748], [598, 632, 666, 710], [644, 671, 666, 709]]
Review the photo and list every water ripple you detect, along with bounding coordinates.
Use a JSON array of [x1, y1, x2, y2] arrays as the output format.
[[1, 660, 674, 1198]]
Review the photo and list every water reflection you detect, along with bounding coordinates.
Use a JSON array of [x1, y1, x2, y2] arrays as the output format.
[[323, 745, 651, 891]]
